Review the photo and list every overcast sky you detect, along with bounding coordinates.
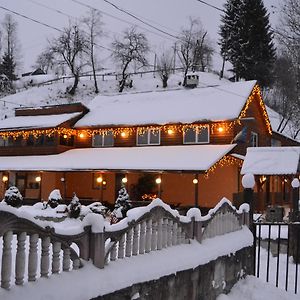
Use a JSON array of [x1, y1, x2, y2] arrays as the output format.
[[0, 0, 281, 73]]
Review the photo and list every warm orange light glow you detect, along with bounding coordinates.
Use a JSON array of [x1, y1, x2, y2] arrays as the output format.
[[167, 129, 174, 135], [79, 132, 85, 139], [35, 176, 41, 182], [102, 180, 107, 186], [155, 178, 161, 184], [121, 132, 127, 138], [193, 178, 198, 184], [122, 177, 128, 183], [217, 127, 224, 133], [63, 134, 68, 139], [96, 176, 103, 183], [2, 175, 8, 183]]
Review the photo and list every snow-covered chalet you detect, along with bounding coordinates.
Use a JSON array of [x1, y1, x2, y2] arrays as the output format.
[[0, 80, 293, 212]]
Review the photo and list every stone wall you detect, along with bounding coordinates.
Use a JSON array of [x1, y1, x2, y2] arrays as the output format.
[[92, 246, 253, 300]]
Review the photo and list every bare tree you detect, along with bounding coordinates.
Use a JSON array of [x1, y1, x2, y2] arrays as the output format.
[[49, 24, 88, 95], [157, 50, 173, 88], [177, 18, 214, 86], [34, 48, 56, 74], [271, 0, 300, 139], [82, 9, 104, 94], [111, 26, 149, 93]]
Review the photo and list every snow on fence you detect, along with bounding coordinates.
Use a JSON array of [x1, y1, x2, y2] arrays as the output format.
[[0, 198, 249, 290]]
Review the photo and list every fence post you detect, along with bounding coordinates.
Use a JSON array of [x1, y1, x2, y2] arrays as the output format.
[[291, 178, 300, 222], [87, 214, 105, 269], [242, 173, 255, 230], [242, 173, 255, 276]]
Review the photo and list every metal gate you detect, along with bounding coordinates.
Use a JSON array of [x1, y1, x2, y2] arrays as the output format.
[[253, 222, 300, 294]]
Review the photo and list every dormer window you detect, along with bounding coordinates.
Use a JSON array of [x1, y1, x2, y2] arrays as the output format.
[[137, 129, 160, 146], [183, 126, 209, 144], [92, 131, 114, 147], [250, 131, 258, 147]]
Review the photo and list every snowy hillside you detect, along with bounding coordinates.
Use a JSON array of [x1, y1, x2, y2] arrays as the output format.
[[0, 71, 228, 119]]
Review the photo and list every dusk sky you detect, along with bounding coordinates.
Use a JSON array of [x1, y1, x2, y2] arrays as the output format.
[[0, 0, 281, 72]]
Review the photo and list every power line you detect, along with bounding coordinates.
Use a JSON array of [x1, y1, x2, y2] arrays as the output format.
[[71, 0, 176, 41], [0, 4, 112, 52], [101, 0, 178, 40], [195, 0, 224, 12], [0, 5, 61, 32]]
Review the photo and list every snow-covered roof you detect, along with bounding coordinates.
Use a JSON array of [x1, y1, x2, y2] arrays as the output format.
[[0, 112, 81, 131], [241, 147, 300, 175], [0, 144, 236, 172], [75, 81, 257, 128]]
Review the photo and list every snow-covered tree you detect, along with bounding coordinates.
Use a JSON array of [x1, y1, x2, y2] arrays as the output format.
[[68, 193, 81, 218], [48, 189, 62, 208], [0, 14, 20, 81], [219, 0, 276, 87], [4, 186, 23, 207], [111, 26, 149, 92], [112, 186, 131, 219]]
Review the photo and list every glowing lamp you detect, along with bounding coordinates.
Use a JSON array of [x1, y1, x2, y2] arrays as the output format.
[[122, 177, 128, 183], [2, 175, 8, 183], [121, 132, 127, 138], [217, 127, 224, 133], [79, 132, 85, 139], [63, 134, 68, 139], [193, 178, 198, 184], [167, 129, 174, 135], [102, 180, 107, 186], [155, 178, 161, 184], [96, 176, 103, 183], [35, 176, 41, 182]]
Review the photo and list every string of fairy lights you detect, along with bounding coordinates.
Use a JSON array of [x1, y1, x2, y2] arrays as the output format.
[[0, 85, 271, 141]]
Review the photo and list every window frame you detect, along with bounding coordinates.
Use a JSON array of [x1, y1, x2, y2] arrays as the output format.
[[92, 131, 114, 148], [250, 131, 258, 147], [136, 129, 161, 146], [183, 125, 210, 144]]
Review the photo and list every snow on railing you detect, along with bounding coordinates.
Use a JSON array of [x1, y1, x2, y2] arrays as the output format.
[[0, 198, 249, 290]]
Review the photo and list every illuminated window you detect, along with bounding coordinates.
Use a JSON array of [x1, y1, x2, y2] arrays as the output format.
[[137, 129, 160, 146], [183, 126, 209, 144], [92, 131, 114, 147], [250, 131, 258, 147]]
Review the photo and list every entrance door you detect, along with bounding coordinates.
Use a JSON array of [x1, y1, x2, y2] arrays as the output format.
[[16, 173, 26, 196]]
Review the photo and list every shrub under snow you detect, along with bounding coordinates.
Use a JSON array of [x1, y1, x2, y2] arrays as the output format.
[[48, 189, 62, 208], [4, 186, 23, 207]]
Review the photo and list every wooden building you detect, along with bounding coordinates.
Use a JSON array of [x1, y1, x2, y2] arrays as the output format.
[[0, 80, 274, 210]]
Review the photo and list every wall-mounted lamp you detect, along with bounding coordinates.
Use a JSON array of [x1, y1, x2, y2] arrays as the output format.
[[35, 176, 41, 182], [2, 175, 8, 183]]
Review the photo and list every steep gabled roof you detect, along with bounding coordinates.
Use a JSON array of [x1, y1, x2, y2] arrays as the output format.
[[75, 80, 257, 128]]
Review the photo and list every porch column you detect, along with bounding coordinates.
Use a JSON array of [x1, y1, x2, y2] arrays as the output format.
[[193, 174, 199, 208]]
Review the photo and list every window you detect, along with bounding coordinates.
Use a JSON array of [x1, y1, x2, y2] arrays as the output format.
[[59, 135, 74, 146], [271, 138, 281, 147], [250, 131, 258, 147], [137, 129, 160, 146], [92, 131, 114, 147], [183, 126, 209, 144]]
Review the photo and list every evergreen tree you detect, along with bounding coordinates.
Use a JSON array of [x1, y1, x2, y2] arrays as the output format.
[[219, 0, 276, 87], [68, 193, 81, 218], [1, 52, 17, 81], [113, 186, 131, 218]]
